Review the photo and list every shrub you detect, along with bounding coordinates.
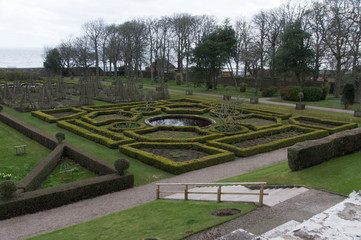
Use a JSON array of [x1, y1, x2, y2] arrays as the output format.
[[320, 82, 330, 100], [175, 73, 183, 85], [341, 83, 355, 109], [55, 132, 66, 144], [0, 105, 3, 112], [303, 87, 323, 101], [239, 83, 247, 92], [262, 87, 278, 97], [280, 86, 303, 101], [0, 180, 17, 199], [114, 158, 130, 175]]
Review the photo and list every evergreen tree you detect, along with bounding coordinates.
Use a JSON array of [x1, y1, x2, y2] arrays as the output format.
[[43, 48, 63, 75], [273, 20, 314, 87]]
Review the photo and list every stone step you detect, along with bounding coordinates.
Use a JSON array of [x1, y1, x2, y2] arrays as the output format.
[[259, 220, 301, 239]]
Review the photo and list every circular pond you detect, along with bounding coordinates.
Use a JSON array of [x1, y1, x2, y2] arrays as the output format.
[[145, 114, 216, 128]]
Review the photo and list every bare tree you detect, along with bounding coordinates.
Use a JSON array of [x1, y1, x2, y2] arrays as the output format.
[[73, 35, 95, 75], [58, 39, 75, 75], [82, 19, 105, 83]]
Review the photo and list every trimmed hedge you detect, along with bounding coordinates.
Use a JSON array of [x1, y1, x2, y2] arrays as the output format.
[[209, 124, 249, 136], [242, 107, 292, 120], [108, 121, 147, 132], [31, 107, 87, 123], [129, 107, 162, 116], [57, 119, 134, 148], [303, 87, 323, 101], [81, 109, 142, 126], [119, 142, 235, 174], [207, 125, 329, 157], [0, 173, 133, 220], [280, 86, 303, 101], [262, 87, 278, 97], [81, 101, 147, 112], [288, 127, 361, 171], [158, 98, 206, 105], [123, 125, 223, 143], [0, 112, 58, 150], [236, 114, 282, 131], [289, 116, 358, 134], [161, 104, 210, 114]]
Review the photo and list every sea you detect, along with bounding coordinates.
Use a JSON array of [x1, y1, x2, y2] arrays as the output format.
[[0, 48, 44, 68]]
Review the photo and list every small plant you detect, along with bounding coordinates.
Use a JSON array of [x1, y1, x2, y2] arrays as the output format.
[[170, 151, 188, 158], [56, 132, 66, 144], [0, 173, 13, 180], [0, 180, 17, 198], [114, 158, 130, 175]]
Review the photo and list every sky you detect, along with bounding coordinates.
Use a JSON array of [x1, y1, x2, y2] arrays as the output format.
[[0, 0, 289, 49]]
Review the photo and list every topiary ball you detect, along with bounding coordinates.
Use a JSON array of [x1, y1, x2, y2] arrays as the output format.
[[114, 158, 130, 175], [56, 132, 66, 144], [0, 180, 17, 199]]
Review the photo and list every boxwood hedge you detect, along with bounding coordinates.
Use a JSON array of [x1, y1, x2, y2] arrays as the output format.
[[236, 114, 282, 131], [81, 109, 142, 126], [31, 107, 87, 123]]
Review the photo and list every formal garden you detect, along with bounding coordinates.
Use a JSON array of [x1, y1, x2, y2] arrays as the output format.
[[1, 77, 361, 239]]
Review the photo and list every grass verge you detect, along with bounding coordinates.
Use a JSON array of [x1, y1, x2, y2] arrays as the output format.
[[220, 151, 361, 195], [28, 200, 256, 240]]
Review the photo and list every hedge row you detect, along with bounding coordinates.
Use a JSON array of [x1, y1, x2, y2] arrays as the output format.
[[0, 173, 133, 220], [123, 125, 223, 143], [17, 144, 64, 192], [31, 107, 87, 123], [208, 125, 329, 157], [0, 112, 58, 150], [81, 109, 142, 126], [237, 114, 283, 131], [209, 124, 249, 136], [280, 85, 328, 102], [57, 119, 134, 148], [289, 116, 358, 134], [108, 121, 147, 132], [161, 104, 210, 114], [158, 98, 206, 105], [81, 101, 147, 112], [242, 107, 292, 120], [119, 142, 235, 174], [130, 107, 162, 116], [288, 127, 361, 171]]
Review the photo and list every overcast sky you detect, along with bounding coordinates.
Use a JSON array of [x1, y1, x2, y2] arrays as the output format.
[[0, 0, 290, 49]]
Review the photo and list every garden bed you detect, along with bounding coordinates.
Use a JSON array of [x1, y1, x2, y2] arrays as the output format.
[[81, 109, 142, 126], [289, 116, 358, 134], [236, 114, 282, 131], [31, 107, 87, 123], [208, 125, 329, 157], [119, 142, 234, 174]]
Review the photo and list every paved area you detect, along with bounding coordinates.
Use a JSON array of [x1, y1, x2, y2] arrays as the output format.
[[184, 189, 346, 240], [163, 185, 309, 207], [0, 149, 287, 240]]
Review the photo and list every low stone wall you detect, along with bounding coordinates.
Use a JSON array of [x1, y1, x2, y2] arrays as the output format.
[[288, 127, 361, 171]]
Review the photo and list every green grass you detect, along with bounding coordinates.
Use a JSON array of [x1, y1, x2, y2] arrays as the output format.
[[0, 121, 51, 184], [144, 130, 201, 139], [220, 151, 361, 195], [271, 95, 361, 111], [2, 106, 173, 186], [28, 200, 256, 240], [40, 158, 98, 189]]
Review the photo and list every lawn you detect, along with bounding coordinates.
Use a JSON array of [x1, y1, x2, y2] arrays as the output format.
[[271, 95, 361, 111], [0, 121, 51, 184], [28, 200, 256, 240], [220, 151, 361, 195], [1, 106, 173, 186]]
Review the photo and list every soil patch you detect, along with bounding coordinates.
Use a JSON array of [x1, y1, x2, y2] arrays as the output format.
[[297, 119, 337, 129], [235, 131, 302, 148], [140, 148, 209, 162], [212, 208, 241, 217]]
